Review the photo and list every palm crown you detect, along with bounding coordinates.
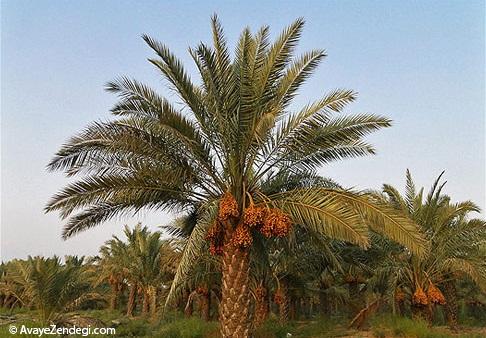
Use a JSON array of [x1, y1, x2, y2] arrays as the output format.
[[370, 170, 486, 325], [380, 170, 486, 291], [46, 15, 425, 250]]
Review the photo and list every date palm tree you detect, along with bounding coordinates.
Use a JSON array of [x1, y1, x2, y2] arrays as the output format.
[[46, 16, 426, 336], [127, 225, 172, 318], [377, 170, 486, 327], [0, 256, 93, 324], [0, 260, 28, 311], [96, 238, 127, 311], [100, 224, 176, 317]]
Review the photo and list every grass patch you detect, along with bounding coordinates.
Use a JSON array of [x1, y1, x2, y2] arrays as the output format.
[[252, 317, 346, 338], [156, 317, 218, 338], [0, 319, 41, 338], [371, 314, 446, 338], [293, 317, 346, 337], [1, 310, 486, 337], [370, 314, 485, 338], [254, 319, 294, 338], [78, 309, 123, 324]]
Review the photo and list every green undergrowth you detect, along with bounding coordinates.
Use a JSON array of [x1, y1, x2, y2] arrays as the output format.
[[370, 314, 485, 338], [1, 311, 485, 337]]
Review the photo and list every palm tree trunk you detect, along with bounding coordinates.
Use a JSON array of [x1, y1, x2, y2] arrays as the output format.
[[109, 293, 117, 311], [219, 243, 251, 338], [180, 288, 189, 314], [126, 282, 137, 317], [185, 290, 195, 317], [302, 297, 310, 319], [395, 299, 405, 316], [142, 290, 150, 314], [254, 286, 268, 327], [319, 284, 330, 315], [109, 284, 120, 311], [290, 297, 297, 320], [443, 280, 458, 331], [208, 291, 212, 320], [149, 286, 157, 319], [411, 304, 423, 320], [200, 290, 210, 321], [184, 302, 193, 317], [348, 281, 362, 315], [278, 281, 290, 323], [411, 304, 432, 323]]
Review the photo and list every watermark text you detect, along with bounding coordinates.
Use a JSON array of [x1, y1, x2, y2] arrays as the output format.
[[8, 324, 115, 336]]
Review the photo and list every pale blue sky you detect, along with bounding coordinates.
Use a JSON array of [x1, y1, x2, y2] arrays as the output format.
[[1, 0, 484, 261]]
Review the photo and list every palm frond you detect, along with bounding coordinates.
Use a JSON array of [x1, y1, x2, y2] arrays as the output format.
[[164, 201, 218, 307]]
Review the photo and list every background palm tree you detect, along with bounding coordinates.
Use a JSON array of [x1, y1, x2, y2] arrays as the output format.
[[376, 170, 486, 327], [0, 256, 93, 324], [46, 16, 427, 337], [97, 224, 178, 318], [96, 238, 128, 311]]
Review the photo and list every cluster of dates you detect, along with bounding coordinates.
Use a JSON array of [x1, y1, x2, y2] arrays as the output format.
[[426, 283, 446, 305], [394, 288, 406, 302], [255, 285, 267, 299], [412, 283, 446, 306], [412, 286, 428, 305], [206, 193, 293, 255], [273, 288, 284, 305], [195, 286, 209, 296]]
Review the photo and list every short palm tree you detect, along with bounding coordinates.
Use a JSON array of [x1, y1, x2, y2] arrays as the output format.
[[0, 260, 24, 310], [126, 225, 167, 317], [97, 237, 128, 311], [378, 170, 486, 327], [102, 224, 174, 317], [46, 16, 426, 336], [0, 256, 92, 324]]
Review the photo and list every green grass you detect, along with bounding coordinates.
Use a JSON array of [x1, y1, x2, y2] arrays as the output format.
[[372, 315, 435, 337], [370, 314, 485, 338], [80, 309, 124, 323], [292, 317, 347, 337], [1, 310, 485, 337], [0, 319, 40, 338], [156, 317, 218, 338], [0, 313, 218, 338], [0, 307, 33, 316], [253, 319, 294, 338], [251, 316, 348, 338]]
